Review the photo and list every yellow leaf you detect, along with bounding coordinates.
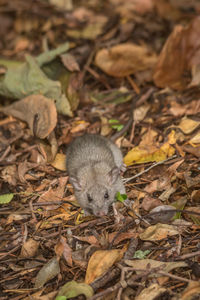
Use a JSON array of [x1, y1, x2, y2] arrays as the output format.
[[124, 130, 176, 166], [51, 153, 67, 171]]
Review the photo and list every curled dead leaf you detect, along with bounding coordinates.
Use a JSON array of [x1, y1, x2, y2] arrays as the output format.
[[95, 43, 157, 77], [1, 94, 57, 139], [154, 16, 200, 90], [20, 238, 39, 258]]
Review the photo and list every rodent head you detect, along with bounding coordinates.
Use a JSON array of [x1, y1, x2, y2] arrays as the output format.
[[70, 166, 120, 216], [76, 184, 115, 216]]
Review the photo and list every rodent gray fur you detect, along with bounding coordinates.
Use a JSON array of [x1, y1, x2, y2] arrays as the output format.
[[66, 134, 126, 216]]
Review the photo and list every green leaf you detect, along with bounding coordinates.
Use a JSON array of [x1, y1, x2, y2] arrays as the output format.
[[0, 42, 73, 117], [108, 119, 120, 124], [56, 280, 94, 300], [108, 119, 124, 131], [133, 250, 151, 259], [116, 192, 127, 202], [0, 193, 14, 204]]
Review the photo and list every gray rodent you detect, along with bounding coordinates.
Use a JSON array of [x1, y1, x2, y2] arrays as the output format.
[[66, 134, 126, 216]]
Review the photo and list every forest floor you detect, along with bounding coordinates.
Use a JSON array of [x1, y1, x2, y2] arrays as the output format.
[[0, 0, 200, 299]]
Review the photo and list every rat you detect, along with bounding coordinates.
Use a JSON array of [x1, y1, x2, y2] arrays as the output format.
[[66, 134, 126, 216]]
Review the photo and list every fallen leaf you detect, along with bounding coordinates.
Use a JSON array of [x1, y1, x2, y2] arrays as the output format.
[[85, 249, 124, 284], [61, 53, 80, 72], [35, 257, 60, 288], [184, 207, 200, 225], [181, 281, 200, 300], [191, 190, 200, 203], [133, 103, 150, 123], [1, 94, 57, 139], [56, 280, 93, 300], [0, 193, 14, 204], [125, 258, 187, 274], [189, 132, 200, 145], [124, 130, 176, 166], [183, 144, 200, 158], [37, 177, 68, 210], [20, 238, 39, 258], [67, 8, 107, 40], [51, 153, 67, 171], [73, 235, 99, 246], [135, 283, 166, 300], [141, 195, 162, 211], [154, 16, 200, 90], [0, 43, 73, 116], [178, 117, 200, 134], [55, 236, 72, 266], [110, 0, 154, 17], [139, 223, 179, 241], [95, 43, 157, 77], [49, 0, 73, 10], [184, 172, 200, 188], [1, 165, 18, 186], [147, 205, 176, 224], [70, 120, 90, 133]]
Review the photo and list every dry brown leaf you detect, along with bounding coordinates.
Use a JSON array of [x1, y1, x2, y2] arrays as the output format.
[[55, 236, 72, 266], [37, 177, 68, 209], [178, 117, 200, 134], [133, 103, 150, 123], [189, 132, 200, 145], [141, 195, 162, 211], [184, 172, 200, 188], [125, 259, 187, 275], [169, 99, 200, 117], [1, 165, 18, 186], [154, 16, 200, 90], [1, 94, 57, 139], [70, 120, 90, 133], [135, 283, 166, 300], [73, 235, 99, 246], [147, 205, 176, 224], [191, 190, 200, 203], [184, 207, 200, 225], [111, 0, 154, 17], [85, 249, 124, 284], [139, 223, 179, 241], [17, 161, 38, 183], [61, 53, 80, 72], [95, 43, 157, 77], [34, 257, 60, 288], [182, 144, 200, 158], [181, 281, 200, 300], [20, 238, 39, 258], [51, 153, 67, 171]]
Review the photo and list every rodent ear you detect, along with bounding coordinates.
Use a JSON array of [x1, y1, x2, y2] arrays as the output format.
[[108, 167, 120, 184], [69, 176, 82, 191]]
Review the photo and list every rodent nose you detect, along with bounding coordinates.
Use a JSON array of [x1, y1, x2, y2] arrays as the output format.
[[95, 209, 107, 216]]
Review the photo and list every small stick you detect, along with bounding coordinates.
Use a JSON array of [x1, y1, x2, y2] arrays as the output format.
[[124, 155, 177, 183], [174, 250, 200, 261]]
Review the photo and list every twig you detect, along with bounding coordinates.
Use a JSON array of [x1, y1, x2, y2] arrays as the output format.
[[158, 271, 192, 283], [124, 155, 177, 183], [174, 250, 200, 261]]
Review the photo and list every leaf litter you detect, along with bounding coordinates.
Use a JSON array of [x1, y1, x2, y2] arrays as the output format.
[[0, 0, 200, 300]]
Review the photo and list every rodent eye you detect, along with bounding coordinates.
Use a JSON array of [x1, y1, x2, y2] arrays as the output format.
[[104, 191, 109, 199], [87, 194, 93, 202]]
